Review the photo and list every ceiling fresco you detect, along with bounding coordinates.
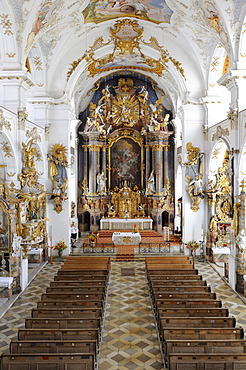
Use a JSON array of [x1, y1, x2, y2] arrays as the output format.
[[1, 0, 246, 114], [82, 0, 173, 24]]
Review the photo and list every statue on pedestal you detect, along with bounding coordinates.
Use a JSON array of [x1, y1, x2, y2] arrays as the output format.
[[146, 171, 155, 195], [235, 229, 246, 253], [97, 172, 107, 194]]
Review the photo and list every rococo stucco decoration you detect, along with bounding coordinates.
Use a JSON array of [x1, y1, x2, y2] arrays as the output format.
[[47, 143, 68, 213], [184, 142, 204, 212]]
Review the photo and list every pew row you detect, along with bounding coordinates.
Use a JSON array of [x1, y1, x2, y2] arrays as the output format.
[[1, 353, 95, 370], [25, 317, 101, 330], [31, 307, 102, 319], [145, 256, 245, 369]]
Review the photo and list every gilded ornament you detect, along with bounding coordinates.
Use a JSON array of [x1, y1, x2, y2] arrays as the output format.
[[0, 109, 11, 131], [0, 142, 13, 157], [47, 143, 68, 213], [0, 14, 13, 35]]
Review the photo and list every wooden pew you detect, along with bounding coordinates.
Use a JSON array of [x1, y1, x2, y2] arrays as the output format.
[[41, 292, 105, 301], [157, 307, 229, 318], [149, 275, 203, 281], [156, 299, 222, 309], [146, 264, 194, 271], [18, 328, 100, 341], [150, 279, 206, 286], [168, 353, 246, 370], [25, 317, 101, 330], [154, 292, 216, 300], [152, 285, 211, 293], [31, 307, 102, 319], [10, 339, 97, 354], [162, 327, 244, 340], [146, 257, 193, 266], [54, 274, 108, 281], [1, 353, 95, 370], [37, 300, 103, 309], [160, 316, 236, 329], [147, 265, 198, 278], [57, 269, 109, 276], [165, 338, 246, 356], [46, 286, 106, 294], [165, 339, 246, 369], [50, 280, 106, 287]]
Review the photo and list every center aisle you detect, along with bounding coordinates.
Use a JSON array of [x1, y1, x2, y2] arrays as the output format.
[[99, 261, 163, 370]]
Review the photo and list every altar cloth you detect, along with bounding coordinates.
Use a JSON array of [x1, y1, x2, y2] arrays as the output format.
[[112, 232, 141, 245], [0, 277, 13, 289]]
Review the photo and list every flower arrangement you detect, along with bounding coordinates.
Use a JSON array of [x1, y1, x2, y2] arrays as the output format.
[[186, 240, 200, 251], [54, 240, 68, 252], [133, 224, 138, 233], [89, 232, 98, 242]]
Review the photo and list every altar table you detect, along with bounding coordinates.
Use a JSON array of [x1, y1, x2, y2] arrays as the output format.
[[0, 277, 13, 298], [28, 248, 43, 263], [100, 218, 153, 230], [112, 232, 141, 246]]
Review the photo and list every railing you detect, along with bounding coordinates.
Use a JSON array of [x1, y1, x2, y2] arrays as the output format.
[[81, 242, 171, 254], [138, 242, 171, 253], [82, 243, 116, 254]]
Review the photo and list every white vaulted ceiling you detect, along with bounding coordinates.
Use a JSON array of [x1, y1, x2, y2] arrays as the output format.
[[1, 0, 246, 116]]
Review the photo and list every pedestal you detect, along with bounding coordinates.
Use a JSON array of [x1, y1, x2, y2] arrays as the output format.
[[21, 258, 28, 291]]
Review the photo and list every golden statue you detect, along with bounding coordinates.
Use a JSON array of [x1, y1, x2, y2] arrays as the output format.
[[183, 142, 201, 166], [47, 143, 68, 195]]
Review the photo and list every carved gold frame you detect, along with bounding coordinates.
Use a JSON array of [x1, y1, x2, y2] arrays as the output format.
[[107, 130, 144, 189]]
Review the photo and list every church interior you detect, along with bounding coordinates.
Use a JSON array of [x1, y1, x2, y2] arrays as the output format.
[[1, 0, 246, 369]]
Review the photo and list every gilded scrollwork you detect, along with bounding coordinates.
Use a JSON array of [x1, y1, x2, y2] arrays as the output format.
[[67, 19, 185, 80]]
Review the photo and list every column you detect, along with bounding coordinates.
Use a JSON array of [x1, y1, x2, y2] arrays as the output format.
[[88, 144, 100, 195], [163, 145, 169, 189], [145, 147, 150, 187], [102, 147, 107, 189], [153, 144, 163, 195], [83, 146, 88, 185], [235, 181, 246, 294]]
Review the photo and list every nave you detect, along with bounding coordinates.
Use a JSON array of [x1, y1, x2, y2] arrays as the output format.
[[1, 258, 246, 369]]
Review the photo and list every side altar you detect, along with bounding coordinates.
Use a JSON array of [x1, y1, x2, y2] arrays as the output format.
[[100, 218, 153, 230]]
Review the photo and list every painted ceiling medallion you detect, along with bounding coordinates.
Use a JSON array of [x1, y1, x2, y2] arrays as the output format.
[[82, 0, 173, 24]]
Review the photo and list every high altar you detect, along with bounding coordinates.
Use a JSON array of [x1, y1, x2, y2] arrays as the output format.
[[77, 75, 175, 232]]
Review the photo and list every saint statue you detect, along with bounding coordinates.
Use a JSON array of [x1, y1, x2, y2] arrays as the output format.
[[97, 172, 106, 194], [190, 176, 203, 196], [235, 229, 246, 253], [47, 144, 68, 196], [146, 171, 155, 194]]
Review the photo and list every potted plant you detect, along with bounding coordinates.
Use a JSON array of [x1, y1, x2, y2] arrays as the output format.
[[186, 240, 200, 266], [133, 224, 138, 233], [54, 240, 68, 257], [89, 232, 98, 246], [186, 240, 200, 252]]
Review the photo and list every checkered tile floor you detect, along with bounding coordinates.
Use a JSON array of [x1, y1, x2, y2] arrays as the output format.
[[1, 258, 246, 370]]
